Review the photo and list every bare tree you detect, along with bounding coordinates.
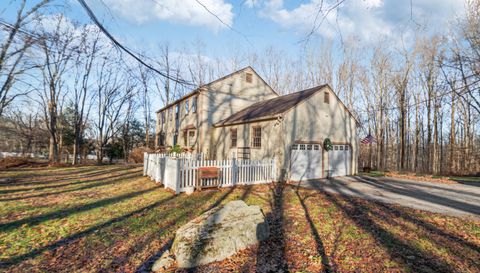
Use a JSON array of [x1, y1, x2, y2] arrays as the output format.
[[71, 26, 101, 164], [37, 15, 77, 163], [0, 0, 50, 116]]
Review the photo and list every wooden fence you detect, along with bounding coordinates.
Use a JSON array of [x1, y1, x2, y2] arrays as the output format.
[[143, 153, 276, 193]]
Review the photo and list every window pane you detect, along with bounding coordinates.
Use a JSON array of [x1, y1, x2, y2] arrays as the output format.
[[251, 127, 261, 148], [292, 144, 298, 150], [314, 145, 319, 150], [307, 144, 312, 150], [300, 144, 305, 150], [345, 146, 349, 150]]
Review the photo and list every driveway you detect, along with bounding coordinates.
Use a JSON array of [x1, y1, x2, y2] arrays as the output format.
[[295, 175, 480, 218]]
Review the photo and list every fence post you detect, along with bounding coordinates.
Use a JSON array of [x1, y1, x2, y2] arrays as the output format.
[[232, 158, 238, 185], [271, 157, 276, 182], [175, 159, 181, 194], [143, 153, 148, 176]]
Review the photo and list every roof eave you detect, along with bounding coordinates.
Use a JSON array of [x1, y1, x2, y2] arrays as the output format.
[[213, 115, 281, 127]]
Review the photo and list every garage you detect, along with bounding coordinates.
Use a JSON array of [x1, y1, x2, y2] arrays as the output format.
[[328, 144, 351, 177], [290, 143, 323, 181]]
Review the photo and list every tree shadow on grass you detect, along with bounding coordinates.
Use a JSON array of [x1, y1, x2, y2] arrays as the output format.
[[0, 171, 142, 202], [0, 194, 178, 268], [0, 168, 141, 195], [0, 185, 159, 232], [332, 178, 480, 268], [321, 188, 459, 273], [256, 181, 289, 273], [0, 166, 132, 187], [293, 187, 331, 272]]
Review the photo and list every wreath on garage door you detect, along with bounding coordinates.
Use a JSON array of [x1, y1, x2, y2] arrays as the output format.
[[323, 138, 333, 151]]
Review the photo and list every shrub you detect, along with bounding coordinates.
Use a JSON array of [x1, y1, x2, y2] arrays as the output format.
[[129, 147, 151, 163]]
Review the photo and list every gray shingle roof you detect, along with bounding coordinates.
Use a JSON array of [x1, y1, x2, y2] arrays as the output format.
[[215, 85, 327, 126]]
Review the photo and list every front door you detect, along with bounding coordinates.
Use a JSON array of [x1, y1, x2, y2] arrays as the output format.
[[290, 143, 323, 181]]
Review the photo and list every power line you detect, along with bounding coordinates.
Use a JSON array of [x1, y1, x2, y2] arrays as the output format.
[[192, 0, 253, 47], [76, 0, 195, 87]]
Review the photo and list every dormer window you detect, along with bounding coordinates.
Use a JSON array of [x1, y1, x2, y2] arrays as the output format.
[[246, 72, 253, 83]]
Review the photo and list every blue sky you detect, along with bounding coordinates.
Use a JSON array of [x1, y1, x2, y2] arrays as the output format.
[[2, 0, 465, 62]]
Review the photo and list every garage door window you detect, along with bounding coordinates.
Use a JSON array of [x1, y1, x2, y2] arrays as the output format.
[[314, 145, 319, 150], [345, 146, 349, 150], [300, 144, 305, 150], [307, 144, 312, 150], [292, 144, 298, 150], [340, 146, 344, 150], [334, 146, 338, 150]]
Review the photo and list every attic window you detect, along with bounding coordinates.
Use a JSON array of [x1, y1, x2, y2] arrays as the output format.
[[246, 72, 253, 83], [324, 92, 330, 104]]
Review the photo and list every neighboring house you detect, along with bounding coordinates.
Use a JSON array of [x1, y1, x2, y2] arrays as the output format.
[[155, 67, 359, 180]]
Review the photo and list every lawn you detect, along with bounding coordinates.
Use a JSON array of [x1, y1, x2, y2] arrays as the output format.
[[0, 165, 479, 272]]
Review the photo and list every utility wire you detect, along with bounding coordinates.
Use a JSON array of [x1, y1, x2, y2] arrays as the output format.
[[192, 0, 253, 47], [76, 0, 195, 87]]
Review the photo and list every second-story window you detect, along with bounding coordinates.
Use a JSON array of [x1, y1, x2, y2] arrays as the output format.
[[230, 128, 237, 148], [324, 92, 330, 104], [192, 96, 197, 113], [161, 112, 165, 123], [185, 98, 189, 114], [175, 104, 179, 119], [169, 108, 173, 120], [251, 126, 261, 148]]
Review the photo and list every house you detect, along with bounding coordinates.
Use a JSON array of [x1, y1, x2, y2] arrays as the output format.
[[155, 67, 359, 180]]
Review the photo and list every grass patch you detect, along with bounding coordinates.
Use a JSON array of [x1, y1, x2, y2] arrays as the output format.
[[0, 165, 479, 272], [449, 176, 480, 183], [359, 170, 385, 177]]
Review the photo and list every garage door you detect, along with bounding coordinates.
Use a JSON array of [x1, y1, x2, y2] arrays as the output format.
[[290, 144, 322, 181], [328, 145, 351, 177]]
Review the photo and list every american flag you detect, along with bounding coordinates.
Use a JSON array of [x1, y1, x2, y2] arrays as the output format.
[[361, 134, 376, 144]]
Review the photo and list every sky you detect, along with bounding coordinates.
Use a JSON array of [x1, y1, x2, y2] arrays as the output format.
[[0, 0, 468, 120], [2, 0, 465, 61]]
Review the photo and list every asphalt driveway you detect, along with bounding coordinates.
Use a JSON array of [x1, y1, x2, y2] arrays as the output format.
[[295, 175, 480, 218]]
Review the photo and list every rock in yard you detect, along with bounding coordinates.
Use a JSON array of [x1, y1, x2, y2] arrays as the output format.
[[172, 200, 269, 268], [152, 250, 175, 272]]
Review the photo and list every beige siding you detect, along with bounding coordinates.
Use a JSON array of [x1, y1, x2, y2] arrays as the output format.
[[279, 86, 358, 176], [198, 67, 278, 158], [212, 86, 358, 179], [156, 94, 201, 150]]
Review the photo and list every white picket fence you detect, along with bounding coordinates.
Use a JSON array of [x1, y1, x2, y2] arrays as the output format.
[[143, 153, 276, 193]]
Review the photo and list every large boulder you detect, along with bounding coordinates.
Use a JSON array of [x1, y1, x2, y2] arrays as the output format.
[[172, 200, 269, 268]]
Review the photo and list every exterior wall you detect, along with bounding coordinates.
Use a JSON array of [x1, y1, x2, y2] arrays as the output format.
[[198, 67, 278, 158], [279, 86, 358, 177], [212, 119, 283, 162], [155, 92, 201, 150], [155, 67, 277, 155], [211, 85, 358, 180]]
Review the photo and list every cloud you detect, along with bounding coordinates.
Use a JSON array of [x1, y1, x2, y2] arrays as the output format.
[[103, 0, 234, 32], [254, 0, 464, 42]]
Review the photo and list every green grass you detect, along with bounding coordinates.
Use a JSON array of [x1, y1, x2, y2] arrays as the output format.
[[0, 165, 479, 273], [359, 170, 385, 177], [449, 176, 480, 183]]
